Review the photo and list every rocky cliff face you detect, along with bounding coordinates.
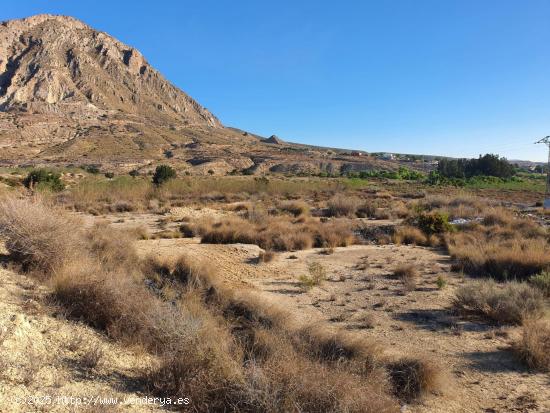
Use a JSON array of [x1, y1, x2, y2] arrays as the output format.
[[0, 14, 220, 127], [0, 15, 402, 176]]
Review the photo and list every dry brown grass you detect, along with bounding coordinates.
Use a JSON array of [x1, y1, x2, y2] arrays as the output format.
[[327, 195, 361, 217], [447, 234, 549, 281], [278, 200, 310, 217], [0, 196, 84, 274], [201, 216, 355, 251], [0, 196, 445, 411], [393, 226, 428, 246], [394, 264, 419, 292], [388, 357, 444, 402], [453, 280, 545, 325], [514, 319, 550, 372], [418, 195, 487, 219]]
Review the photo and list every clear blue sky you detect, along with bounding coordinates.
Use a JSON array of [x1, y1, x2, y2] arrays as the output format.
[[3, 1, 550, 161]]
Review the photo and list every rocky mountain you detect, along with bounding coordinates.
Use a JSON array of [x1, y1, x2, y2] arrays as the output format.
[[0, 14, 219, 126], [0, 14, 406, 175]]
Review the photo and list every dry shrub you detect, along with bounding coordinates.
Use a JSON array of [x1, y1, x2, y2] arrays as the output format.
[[393, 226, 428, 246], [146, 308, 245, 411], [482, 208, 514, 226], [447, 234, 549, 280], [356, 202, 376, 218], [293, 324, 384, 369], [327, 195, 361, 217], [514, 319, 550, 372], [0, 197, 84, 273], [247, 352, 398, 413], [394, 264, 419, 291], [529, 271, 550, 297], [298, 262, 327, 289], [350, 311, 376, 329], [201, 216, 355, 252], [309, 218, 356, 248], [127, 225, 150, 240], [80, 342, 104, 369], [278, 200, 310, 217], [419, 195, 486, 219], [391, 202, 410, 219], [52, 264, 190, 350], [388, 357, 443, 402], [85, 222, 140, 273], [453, 280, 544, 325], [171, 255, 218, 291]]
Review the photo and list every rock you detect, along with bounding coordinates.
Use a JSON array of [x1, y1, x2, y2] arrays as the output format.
[[264, 135, 284, 145]]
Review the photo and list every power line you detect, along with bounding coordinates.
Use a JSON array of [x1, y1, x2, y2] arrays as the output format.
[[534, 136, 550, 209]]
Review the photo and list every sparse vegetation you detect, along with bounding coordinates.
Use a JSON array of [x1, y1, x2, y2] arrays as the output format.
[[453, 280, 544, 325], [23, 169, 65, 192], [394, 264, 419, 292], [1, 173, 546, 412], [514, 319, 550, 372], [152, 164, 176, 185], [529, 271, 550, 297], [299, 262, 327, 289], [327, 195, 361, 217], [0, 196, 419, 412]]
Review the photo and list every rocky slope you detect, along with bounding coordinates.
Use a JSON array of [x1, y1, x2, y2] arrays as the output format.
[[0, 14, 219, 126], [0, 14, 413, 175]]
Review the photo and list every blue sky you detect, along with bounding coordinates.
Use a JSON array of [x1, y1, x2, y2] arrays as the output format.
[[3, 1, 550, 161]]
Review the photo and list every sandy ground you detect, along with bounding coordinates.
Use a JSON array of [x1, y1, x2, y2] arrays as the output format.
[[135, 237, 550, 413], [0, 263, 163, 412], [2, 206, 549, 413]]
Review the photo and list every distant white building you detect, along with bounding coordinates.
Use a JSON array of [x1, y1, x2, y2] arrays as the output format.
[[379, 153, 394, 160]]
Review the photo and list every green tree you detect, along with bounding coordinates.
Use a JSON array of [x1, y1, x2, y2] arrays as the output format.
[[23, 169, 65, 192], [152, 165, 176, 185]]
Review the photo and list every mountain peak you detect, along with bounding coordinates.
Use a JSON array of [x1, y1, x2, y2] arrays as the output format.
[[0, 14, 220, 127]]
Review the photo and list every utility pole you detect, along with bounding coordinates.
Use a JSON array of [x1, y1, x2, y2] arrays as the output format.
[[535, 136, 550, 209]]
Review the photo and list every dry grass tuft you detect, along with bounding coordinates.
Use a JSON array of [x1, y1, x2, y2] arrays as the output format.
[[453, 280, 544, 325], [393, 226, 428, 246], [327, 195, 361, 217], [298, 262, 327, 289], [278, 200, 310, 217], [0, 197, 83, 274], [388, 357, 444, 402], [514, 319, 550, 372], [394, 264, 419, 291], [201, 215, 355, 251], [447, 234, 549, 281]]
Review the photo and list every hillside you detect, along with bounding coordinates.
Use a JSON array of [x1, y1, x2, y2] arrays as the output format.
[[0, 14, 408, 175]]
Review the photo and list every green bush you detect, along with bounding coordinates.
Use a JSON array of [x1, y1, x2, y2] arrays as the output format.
[[152, 165, 176, 185], [529, 272, 550, 297], [411, 212, 453, 235], [23, 169, 65, 192], [84, 165, 100, 174]]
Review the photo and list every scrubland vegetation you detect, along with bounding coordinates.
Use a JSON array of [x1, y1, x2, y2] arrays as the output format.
[[0, 197, 449, 412], [0, 163, 549, 410]]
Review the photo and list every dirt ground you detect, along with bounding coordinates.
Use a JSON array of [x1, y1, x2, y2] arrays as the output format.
[[0, 260, 163, 412], [93, 208, 550, 412], [2, 205, 549, 413]]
